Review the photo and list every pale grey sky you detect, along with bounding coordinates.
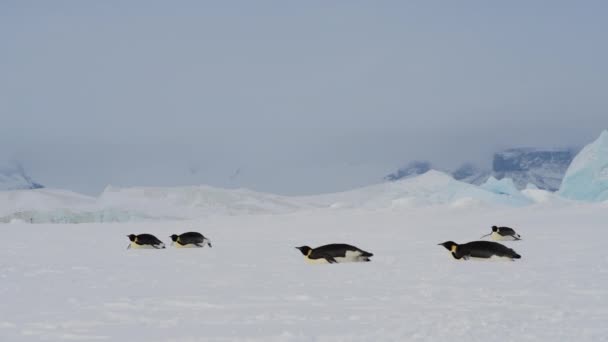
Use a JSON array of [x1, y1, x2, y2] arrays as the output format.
[[1, 1, 607, 194]]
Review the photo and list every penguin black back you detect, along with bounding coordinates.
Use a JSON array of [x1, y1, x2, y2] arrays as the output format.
[[296, 244, 373, 264], [127, 233, 165, 249], [481, 225, 521, 240], [439, 240, 520, 260], [170, 232, 212, 247]]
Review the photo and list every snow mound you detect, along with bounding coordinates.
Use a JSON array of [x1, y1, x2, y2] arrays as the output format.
[[98, 185, 311, 218], [558, 130, 608, 201], [0, 188, 96, 216], [480, 176, 521, 196], [311, 170, 532, 208], [0, 170, 569, 224]]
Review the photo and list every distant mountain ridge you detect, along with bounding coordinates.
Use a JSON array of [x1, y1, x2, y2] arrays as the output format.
[[0, 162, 44, 191], [493, 148, 575, 191], [386, 147, 577, 191]]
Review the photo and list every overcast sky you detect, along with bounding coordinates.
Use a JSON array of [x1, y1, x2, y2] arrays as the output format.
[[1, 1, 607, 195]]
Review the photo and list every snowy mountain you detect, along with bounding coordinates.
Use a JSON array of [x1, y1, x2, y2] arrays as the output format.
[[493, 148, 575, 191], [0, 163, 44, 191], [384, 161, 432, 181], [387, 148, 575, 191], [558, 130, 608, 201], [451, 163, 491, 185], [385, 161, 490, 185]]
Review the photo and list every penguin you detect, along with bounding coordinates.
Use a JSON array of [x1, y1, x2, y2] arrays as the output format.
[[127, 234, 165, 249], [438, 240, 521, 260], [169, 232, 212, 248], [481, 225, 522, 241], [295, 244, 373, 264]]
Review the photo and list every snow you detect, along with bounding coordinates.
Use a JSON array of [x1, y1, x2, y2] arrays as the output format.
[[481, 176, 521, 196], [558, 130, 608, 201], [1, 205, 607, 341], [0, 171, 543, 224], [0, 188, 96, 217], [310, 171, 532, 209], [2, 157, 608, 340]]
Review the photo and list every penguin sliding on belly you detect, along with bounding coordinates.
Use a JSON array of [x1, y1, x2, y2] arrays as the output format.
[[481, 225, 522, 241], [170, 232, 212, 248], [295, 244, 373, 264], [438, 240, 521, 261], [127, 234, 165, 249]]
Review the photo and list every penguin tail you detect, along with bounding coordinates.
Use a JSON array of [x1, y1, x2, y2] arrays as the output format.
[[512, 253, 521, 259], [361, 251, 373, 257]]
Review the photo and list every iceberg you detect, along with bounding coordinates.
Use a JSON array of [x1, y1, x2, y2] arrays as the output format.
[[558, 130, 608, 202], [480, 177, 521, 196]]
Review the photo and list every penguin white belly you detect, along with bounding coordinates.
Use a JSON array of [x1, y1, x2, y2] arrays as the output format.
[[490, 232, 518, 241], [304, 256, 330, 264], [464, 255, 515, 261], [129, 242, 162, 249], [335, 250, 368, 263]]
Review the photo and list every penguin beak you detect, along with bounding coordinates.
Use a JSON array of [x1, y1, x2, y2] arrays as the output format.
[[480, 233, 491, 239]]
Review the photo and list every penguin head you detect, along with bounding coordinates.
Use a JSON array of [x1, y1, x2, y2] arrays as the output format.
[[295, 246, 312, 256], [127, 234, 137, 242], [491, 226, 499, 232], [438, 241, 458, 251], [169, 234, 179, 242]]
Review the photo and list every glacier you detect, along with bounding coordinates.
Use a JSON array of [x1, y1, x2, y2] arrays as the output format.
[[558, 130, 608, 201]]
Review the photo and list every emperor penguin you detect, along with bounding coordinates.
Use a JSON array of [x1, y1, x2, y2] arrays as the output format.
[[169, 232, 212, 248], [295, 244, 373, 264], [438, 240, 521, 260], [481, 225, 522, 241], [127, 234, 165, 249]]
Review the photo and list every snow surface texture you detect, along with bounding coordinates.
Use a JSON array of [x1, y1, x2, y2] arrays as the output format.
[[1, 205, 607, 341], [558, 130, 608, 201]]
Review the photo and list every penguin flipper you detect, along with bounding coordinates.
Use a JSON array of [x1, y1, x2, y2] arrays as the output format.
[[325, 256, 338, 264], [451, 252, 464, 260], [317, 253, 337, 263]]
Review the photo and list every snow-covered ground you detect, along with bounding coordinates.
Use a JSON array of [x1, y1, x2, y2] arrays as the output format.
[[2, 204, 607, 341]]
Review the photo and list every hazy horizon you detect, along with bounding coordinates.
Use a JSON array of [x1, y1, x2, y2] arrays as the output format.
[[2, 1, 607, 195]]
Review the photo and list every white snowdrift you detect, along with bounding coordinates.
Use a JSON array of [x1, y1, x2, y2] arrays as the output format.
[[0, 171, 555, 223], [308, 171, 532, 209]]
